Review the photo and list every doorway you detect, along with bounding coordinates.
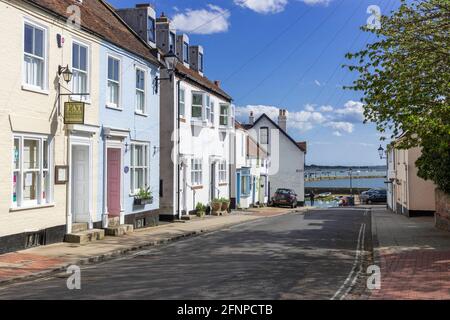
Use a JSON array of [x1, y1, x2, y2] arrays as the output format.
[[210, 162, 216, 201], [71, 145, 90, 223], [107, 148, 121, 217]]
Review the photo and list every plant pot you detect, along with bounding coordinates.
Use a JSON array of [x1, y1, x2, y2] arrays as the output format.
[[196, 211, 205, 218], [221, 201, 230, 211], [211, 202, 221, 213], [134, 197, 153, 206]]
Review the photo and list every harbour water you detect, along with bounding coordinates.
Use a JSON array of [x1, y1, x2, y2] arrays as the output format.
[[305, 177, 386, 189]]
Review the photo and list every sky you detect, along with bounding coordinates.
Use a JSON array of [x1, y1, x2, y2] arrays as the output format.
[[109, 0, 400, 166]]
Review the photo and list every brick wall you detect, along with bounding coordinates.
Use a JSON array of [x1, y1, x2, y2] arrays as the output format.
[[435, 189, 450, 231]]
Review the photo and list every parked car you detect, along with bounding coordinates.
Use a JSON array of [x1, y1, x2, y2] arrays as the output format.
[[366, 189, 387, 204], [360, 189, 387, 204], [272, 188, 298, 208], [360, 188, 384, 204]]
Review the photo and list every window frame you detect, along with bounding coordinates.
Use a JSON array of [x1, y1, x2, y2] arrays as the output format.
[[22, 19, 48, 92], [191, 158, 203, 186], [179, 87, 185, 117], [135, 66, 146, 114], [240, 169, 251, 197], [12, 133, 52, 209], [218, 161, 227, 183], [210, 101, 215, 125], [191, 91, 204, 120], [219, 103, 230, 126], [147, 16, 156, 43], [71, 39, 90, 102], [130, 142, 150, 195], [183, 42, 189, 64], [199, 52, 204, 72], [106, 54, 121, 109]]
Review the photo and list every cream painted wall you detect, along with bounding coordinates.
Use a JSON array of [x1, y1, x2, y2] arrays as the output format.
[[0, 1, 101, 236]]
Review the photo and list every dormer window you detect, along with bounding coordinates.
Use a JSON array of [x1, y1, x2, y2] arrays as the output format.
[[199, 52, 204, 72], [147, 16, 156, 43], [183, 42, 189, 64]]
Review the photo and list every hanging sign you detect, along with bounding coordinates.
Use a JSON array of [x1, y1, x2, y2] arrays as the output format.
[[64, 102, 85, 125]]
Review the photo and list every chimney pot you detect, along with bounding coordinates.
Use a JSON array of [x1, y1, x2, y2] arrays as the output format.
[[214, 80, 221, 87], [249, 111, 254, 125], [278, 109, 287, 131], [136, 3, 152, 8]]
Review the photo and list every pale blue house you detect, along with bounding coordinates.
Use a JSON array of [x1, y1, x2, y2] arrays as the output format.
[[95, 8, 161, 231]]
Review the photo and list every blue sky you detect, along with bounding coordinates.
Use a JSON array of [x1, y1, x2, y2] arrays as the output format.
[[109, 0, 400, 166]]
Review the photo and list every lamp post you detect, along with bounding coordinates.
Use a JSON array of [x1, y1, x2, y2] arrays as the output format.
[[378, 145, 387, 160]]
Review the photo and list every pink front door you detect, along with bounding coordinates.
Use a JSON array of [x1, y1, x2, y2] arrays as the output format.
[[107, 148, 121, 217]]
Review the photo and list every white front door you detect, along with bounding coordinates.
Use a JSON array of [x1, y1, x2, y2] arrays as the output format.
[[72, 145, 90, 223]]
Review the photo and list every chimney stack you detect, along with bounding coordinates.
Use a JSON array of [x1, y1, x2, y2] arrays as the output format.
[[214, 80, 220, 87], [249, 111, 254, 125], [278, 109, 287, 132], [156, 12, 177, 55], [116, 4, 157, 48]]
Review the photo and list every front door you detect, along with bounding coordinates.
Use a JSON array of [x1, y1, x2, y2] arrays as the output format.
[[236, 172, 241, 207], [72, 145, 90, 223], [210, 163, 216, 201], [107, 148, 121, 217]]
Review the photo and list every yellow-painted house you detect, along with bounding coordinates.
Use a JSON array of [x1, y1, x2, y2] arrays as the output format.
[[0, 0, 103, 253]]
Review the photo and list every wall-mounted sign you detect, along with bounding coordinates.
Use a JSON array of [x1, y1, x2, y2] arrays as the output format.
[[64, 102, 85, 125], [124, 166, 130, 174], [55, 165, 69, 184]]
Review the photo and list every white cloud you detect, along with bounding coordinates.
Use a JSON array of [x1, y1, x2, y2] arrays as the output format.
[[319, 105, 333, 112], [171, 5, 230, 35], [334, 100, 365, 123], [333, 131, 342, 137], [234, 0, 288, 14], [314, 80, 322, 87], [300, 0, 332, 6], [325, 121, 355, 134], [304, 104, 315, 112]]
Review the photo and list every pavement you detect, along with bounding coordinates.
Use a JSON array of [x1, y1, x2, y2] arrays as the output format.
[[370, 207, 450, 300], [0, 208, 370, 300], [0, 207, 308, 286]]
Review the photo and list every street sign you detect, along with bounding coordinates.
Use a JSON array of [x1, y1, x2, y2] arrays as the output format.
[[64, 102, 85, 124]]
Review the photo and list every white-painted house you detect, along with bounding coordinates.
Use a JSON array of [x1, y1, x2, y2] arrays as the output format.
[[242, 110, 307, 205]]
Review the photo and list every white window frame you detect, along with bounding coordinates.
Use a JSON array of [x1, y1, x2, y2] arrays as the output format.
[[218, 161, 227, 183], [130, 142, 150, 195], [191, 91, 204, 120], [106, 54, 121, 109], [220, 104, 230, 126], [191, 158, 203, 186], [12, 133, 52, 209], [210, 101, 215, 125], [205, 95, 211, 124], [22, 19, 48, 93], [259, 127, 269, 145], [135, 66, 147, 114], [71, 39, 90, 102], [179, 87, 185, 117]]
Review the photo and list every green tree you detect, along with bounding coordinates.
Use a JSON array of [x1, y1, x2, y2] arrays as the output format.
[[345, 0, 450, 193]]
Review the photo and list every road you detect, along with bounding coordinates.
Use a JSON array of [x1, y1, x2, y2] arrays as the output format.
[[0, 208, 372, 300]]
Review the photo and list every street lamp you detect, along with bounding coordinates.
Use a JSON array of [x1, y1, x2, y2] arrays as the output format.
[[154, 48, 179, 94], [378, 145, 387, 159], [58, 65, 73, 83]]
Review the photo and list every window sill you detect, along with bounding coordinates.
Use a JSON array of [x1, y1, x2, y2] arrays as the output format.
[[21, 84, 49, 95], [10, 203, 56, 212], [219, 183, 228, 186], [106, 104, 123, 111], [191, 185, 204, 190], [134, 111, 148, 117]]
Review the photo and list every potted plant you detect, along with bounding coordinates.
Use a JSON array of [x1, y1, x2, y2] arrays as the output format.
[[220, 197, 230, 211], [195, 202, 206, 218], [134, 187, 153, 206], [211, 198, 222, 214]]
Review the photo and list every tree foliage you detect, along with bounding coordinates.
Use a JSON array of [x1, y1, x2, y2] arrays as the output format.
[[345, 0, 450, 193]]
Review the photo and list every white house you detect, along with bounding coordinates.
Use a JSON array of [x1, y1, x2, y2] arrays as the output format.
[[233, 122, 269, 209], [242, 110, 307, 205]]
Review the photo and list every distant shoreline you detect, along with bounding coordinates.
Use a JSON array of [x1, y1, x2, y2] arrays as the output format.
[[305, 175, 385, 182]]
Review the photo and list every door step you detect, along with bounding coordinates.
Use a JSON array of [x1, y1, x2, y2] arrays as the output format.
[[108, 217, 121, 228], [65, 229, 105, 244], [71, 222, 89, 233], [104, 224, 134, 237]]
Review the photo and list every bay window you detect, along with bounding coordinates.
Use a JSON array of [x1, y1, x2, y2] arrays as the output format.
[[205, 95, 211, 123], [135, 68, 146, 113], [210, 102, 215, 125], [191, 159, 202, 186], [241, 170, 251, 197], [12, 134, 51, 208], [130, 143, 149, 194], [72, 41, 88, 99], [23, 22, 46, 89], [107, 56, 120, 107], [192, 92, 203, 119]]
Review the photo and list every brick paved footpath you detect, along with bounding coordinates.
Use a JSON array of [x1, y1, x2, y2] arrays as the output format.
[[370, 209, 450, 300], [0, 208, 306, 285]]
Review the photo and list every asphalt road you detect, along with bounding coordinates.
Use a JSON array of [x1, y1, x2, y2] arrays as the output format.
[[0, 208, 372, 300]]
